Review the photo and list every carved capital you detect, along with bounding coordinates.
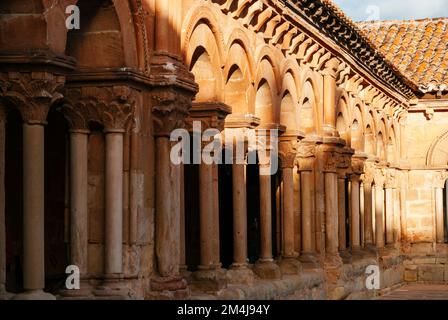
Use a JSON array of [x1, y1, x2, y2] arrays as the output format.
[[433, 171, 448, 188], [279, 139, 298, 169], [185, 102, 231, 132], [1, 72, 65, 124], [351, 158, 365, 175], [323, 151, 338, 173], [374, 169, 386, 188], [151, 87, 194, 137], [63, 86, 135, 132], [385, 169, 397, 189]]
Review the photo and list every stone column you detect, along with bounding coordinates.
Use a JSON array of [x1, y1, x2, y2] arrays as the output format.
[[323, 151, 339, 257], [254, 146, 281, 279], [104, 130, 125, 275], [385, 170, 396, 246], [297, 146, 316, 264], [149, 79, 196, 299], [435, 186, 445, 243], [322, 59, 340, 138], [227, 131, 253, 284], [67, 129, 90, 296], [337, 172, 347, 252], [278, 138, 301, 274], [374, 172, 386, 249], [0, 108, 6, 298], [198, 156, 214, 269], [362, 164, 375, 247], [350, 174, 361, 251]]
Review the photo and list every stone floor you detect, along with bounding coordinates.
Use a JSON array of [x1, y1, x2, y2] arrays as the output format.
[[377, 284, 448, 300]]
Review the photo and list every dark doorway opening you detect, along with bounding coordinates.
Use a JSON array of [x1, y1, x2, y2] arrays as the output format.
[[5, 109, 23, 293], [44, 110, 69, 293]]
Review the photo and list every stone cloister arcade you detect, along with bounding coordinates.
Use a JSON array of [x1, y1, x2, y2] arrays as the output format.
[[0, 0, 446, 300]]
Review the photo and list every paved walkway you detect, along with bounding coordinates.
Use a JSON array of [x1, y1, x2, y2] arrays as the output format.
[[377, 284, 448, 300]]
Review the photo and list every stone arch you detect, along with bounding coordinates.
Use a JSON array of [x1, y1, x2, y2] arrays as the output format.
[[182, 4, 225, 67], [279, 70, 300, 134], [255, 58, 278, 125], [224, 28, 256, 78], [336, 91, 351, 146], [427, 129, 448, 166], [364, 111, 376, 156], [387, 125, 398, 164], [223, 39, 254, 114], [377, 119, 387, 160], [351, 105, 364, 152], [298, 69, 320, 136], [66, 0, 139, 69], [185, 19, 224, 102]]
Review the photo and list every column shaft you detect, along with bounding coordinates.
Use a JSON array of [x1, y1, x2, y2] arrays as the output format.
[[104, 132, 124, 275], [435, 187, 444, 243], [69, 132, 89, 275], [350, 178, 361, 249], [375, 185, 385, 248], [211, 162, 221, 267], [259, 172, 273, 261], [199, 162, 213, 268], [337, 177, 346, 251], [325, 172, 339, 254], [232, 163, 247, 266], [155, 137, 179, 276], [22, 124, 45, 290], [364, 183, 373, 245], [301, 171, 313, 253], [282, 167, 295, 257], [385, 188, 394, 245]]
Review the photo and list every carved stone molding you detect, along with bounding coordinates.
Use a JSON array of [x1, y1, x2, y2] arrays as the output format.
[[63, 86, 136, 132], [323, 151, 338, 173], [0, 72, 65, 124]]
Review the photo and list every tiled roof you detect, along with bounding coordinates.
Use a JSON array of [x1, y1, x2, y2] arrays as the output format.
[[287, 0, 417, 98], [357, 18, 448, 93]]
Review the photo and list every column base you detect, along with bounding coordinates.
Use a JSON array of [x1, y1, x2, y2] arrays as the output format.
[[12, 289, 56, 300], [93, 276, 131, 300], [350, 246, 365, 258], [0, 285, 13, 300], [339, 250, 352, 264], [190, 267, 227, 292], [253, 259, 282, 280], [324, 253, 343, 269], [59, 280, 94, 299], [146, 276, 190, 300], [299, 252, 320, 270], [278, 257, 302, 275], [226, 264, 254, 285]]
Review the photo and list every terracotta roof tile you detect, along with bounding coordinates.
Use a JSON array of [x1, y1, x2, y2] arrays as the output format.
[[357, 18, 448, 92]]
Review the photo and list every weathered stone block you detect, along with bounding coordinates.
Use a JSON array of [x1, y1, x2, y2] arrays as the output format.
[[418, 265, 445, 282]]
